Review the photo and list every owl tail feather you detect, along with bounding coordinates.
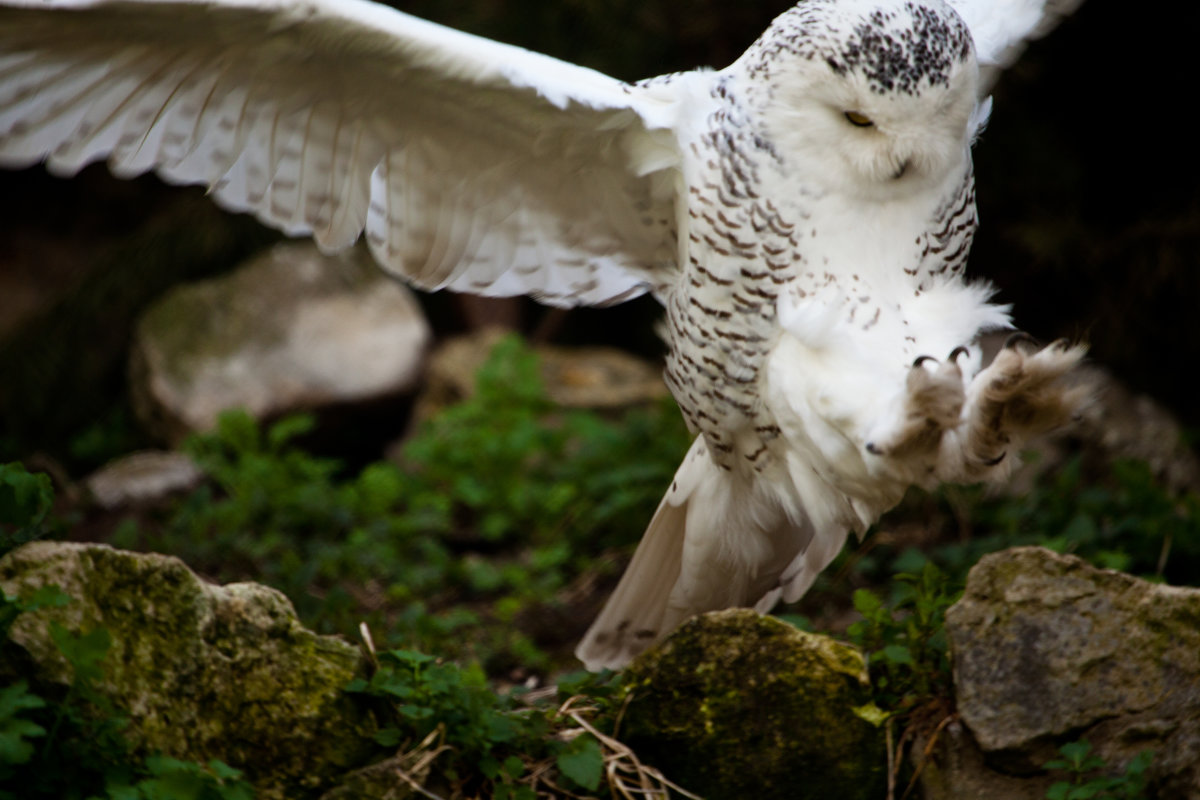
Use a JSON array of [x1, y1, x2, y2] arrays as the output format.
[[574, 489, 689, 671], [576, 436, 818, 671]]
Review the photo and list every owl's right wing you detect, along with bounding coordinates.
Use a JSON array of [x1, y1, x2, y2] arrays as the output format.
[[0, 0, 688, 307]]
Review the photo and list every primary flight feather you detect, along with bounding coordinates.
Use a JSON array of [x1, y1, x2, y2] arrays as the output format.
[[0, 0, 1086, 669]]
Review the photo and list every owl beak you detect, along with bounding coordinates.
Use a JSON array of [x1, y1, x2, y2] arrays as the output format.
[[891, 159, 910, 180]]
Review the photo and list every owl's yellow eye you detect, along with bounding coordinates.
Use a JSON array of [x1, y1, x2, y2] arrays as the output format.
[[844, 111, 874, 127]]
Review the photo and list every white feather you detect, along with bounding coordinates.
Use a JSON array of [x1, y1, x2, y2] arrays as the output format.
[[0, 0, 686, 305]]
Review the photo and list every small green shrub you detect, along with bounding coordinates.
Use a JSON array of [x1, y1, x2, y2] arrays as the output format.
[[816, 453, 1200, 607], [1044, 739, 1153, 800], [346, 647, 624, 798], [112, 334, 690, 668], [845, 561, 958, 714], [0, 461, 54, 557], [932, 456, 1200, 584]]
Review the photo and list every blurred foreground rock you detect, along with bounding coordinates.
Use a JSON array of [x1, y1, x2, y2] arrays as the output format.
[[620, 609, 886, 800], [130, 242, 431, 444], [0, 542, 377, 800], [930, 547, 1200, 798]]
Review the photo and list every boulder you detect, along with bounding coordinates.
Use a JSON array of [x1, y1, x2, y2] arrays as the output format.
[[0, 541, 378, 799], [318, 752, 428, 800], [944, 546, 1200, 798], [130, 242, 431, 444], [409, 327, 668, 426], [619, 609, 886, 800], [83, 450, 204, 509]]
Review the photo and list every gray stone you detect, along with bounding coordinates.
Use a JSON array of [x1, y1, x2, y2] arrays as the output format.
[[318, 751, 429, 800], [945, 546, 1200, 796], [619, 609, 886, 800], [84, 450, 204, 508], [0, 541, 378, 799], [915, 720, 1054, 800], [130, 242, 431, 444], [409, 327, 668, 426]]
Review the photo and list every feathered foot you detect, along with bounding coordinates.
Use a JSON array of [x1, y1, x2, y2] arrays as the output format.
[[865, 348, 968, 460], [949, 335, 1089, 480]]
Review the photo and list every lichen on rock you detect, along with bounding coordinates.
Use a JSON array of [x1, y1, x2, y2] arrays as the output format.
[[0, 541, 379, 800], [945, 546, 1200, 797], [619, 608, 886, 800]]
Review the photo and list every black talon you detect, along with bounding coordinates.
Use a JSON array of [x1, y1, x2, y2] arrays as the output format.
[[981, 451, 1007, 466], [948, 346, 969, 363], [1003, 332, 1039, 350], [1049, 337, 1071, 350], [913, 355, 937, 367]]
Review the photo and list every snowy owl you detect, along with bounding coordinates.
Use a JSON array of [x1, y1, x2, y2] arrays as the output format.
[[0, 0, 1086, 669]]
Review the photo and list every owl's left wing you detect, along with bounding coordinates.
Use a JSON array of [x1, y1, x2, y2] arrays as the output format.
[[0, 0, 687, 307], [947, 0, 1084, 92]]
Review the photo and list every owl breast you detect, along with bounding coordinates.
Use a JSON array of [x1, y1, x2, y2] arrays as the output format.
[[661, 79, 981, 478]]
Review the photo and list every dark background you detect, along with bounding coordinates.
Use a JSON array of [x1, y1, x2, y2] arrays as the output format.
[[1, 0, 1197, 468]]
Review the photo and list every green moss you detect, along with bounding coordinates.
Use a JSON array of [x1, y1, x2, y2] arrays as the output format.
[[0, 542, 378, 799], [620, 609, 887, 800]]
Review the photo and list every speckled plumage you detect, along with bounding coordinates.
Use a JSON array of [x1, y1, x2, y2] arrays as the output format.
[[0, 0, 1087, 670]]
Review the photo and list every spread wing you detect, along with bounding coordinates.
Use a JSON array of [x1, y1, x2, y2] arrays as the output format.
[[0, 0, 685, 306], [947, 0, 1085, 91]]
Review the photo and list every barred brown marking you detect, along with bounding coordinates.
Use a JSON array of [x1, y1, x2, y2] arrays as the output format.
[[696, 264, 734, 285], [745, 445, 768, 461]]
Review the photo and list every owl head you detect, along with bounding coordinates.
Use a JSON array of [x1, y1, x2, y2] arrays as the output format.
[[734, 0, 980, 200]]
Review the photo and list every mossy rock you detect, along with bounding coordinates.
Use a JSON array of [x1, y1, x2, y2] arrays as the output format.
[[620, 609, 886, 800], [0, 541, 379, 799], [946, 546, 1200, 792]]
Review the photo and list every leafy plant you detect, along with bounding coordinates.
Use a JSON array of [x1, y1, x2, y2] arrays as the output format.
[[112, 334, 690, 669], [345, 646, 628, 798], [0, 681, 46, 782], [1044, 739, 1154, 800], [814, 453, 1200, 617], [0, 461, 54, 556], [845, 561, 958, 713], [932, 456, 1200, 584]]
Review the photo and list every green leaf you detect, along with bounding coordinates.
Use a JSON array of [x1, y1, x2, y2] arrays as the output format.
[[25, 584, 71, 611], [0, 462, 53, 527], [0, 688, 46, 765], [386, 649, 435, 667], [882, 644, 914, 666], [502, 755, 525, 779], [850, 702, 889, 727], [852, 588, 884, 618], [374, 727, 404, 747], [557, 734, 603, 791], [206, 759, 243, 781], [49, 623, 112, 683], [1046, 782, 1071, 800], [266, 414, 316, 451]]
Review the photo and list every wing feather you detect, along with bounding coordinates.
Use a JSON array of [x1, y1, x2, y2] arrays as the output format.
[[948, 0, 1084, 91], [0, 0, 687, 306]]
